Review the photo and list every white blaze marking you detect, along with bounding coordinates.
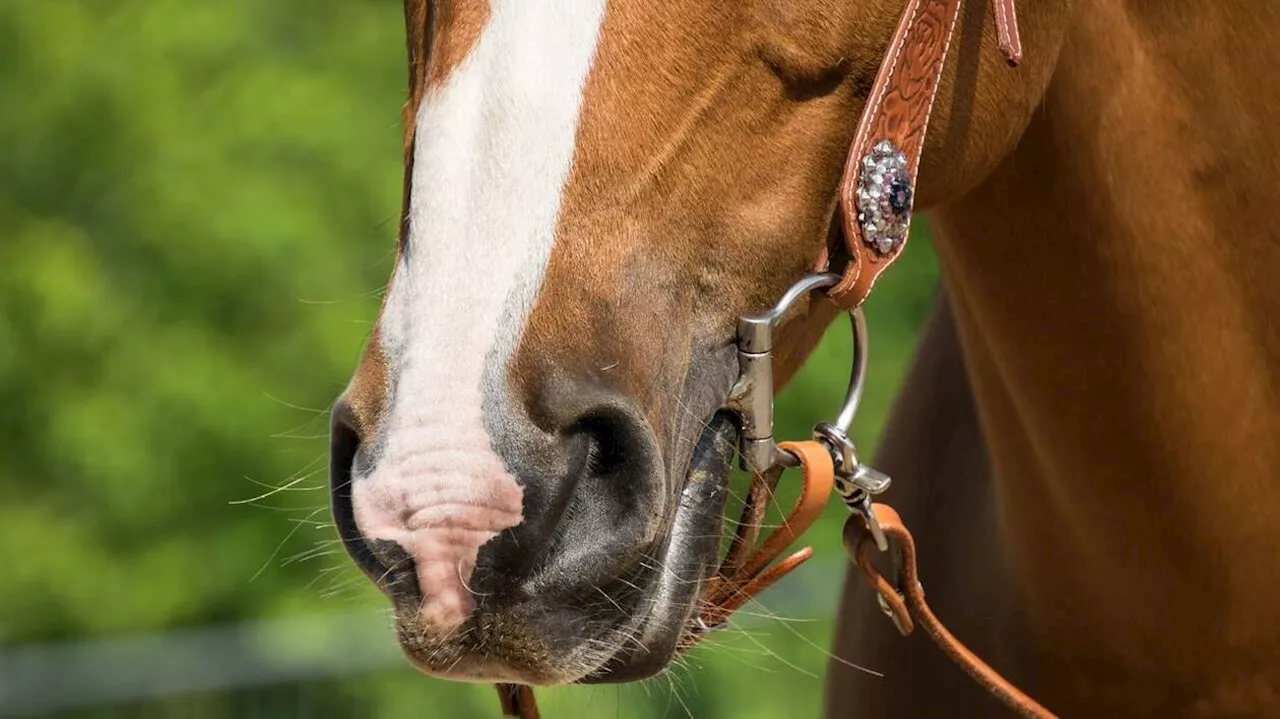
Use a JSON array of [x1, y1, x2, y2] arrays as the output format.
[[352, 0, 609, 630]]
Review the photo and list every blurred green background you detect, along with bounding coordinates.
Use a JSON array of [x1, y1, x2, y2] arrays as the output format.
[[0, 2, 938, 717]]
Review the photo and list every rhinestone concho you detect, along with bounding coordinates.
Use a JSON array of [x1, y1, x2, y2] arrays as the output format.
[[855, 140, 913, 256]]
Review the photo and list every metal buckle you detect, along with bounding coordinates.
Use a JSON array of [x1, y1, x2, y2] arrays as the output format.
[[877, 592, 912, 636], [813, 421, 891, 551], [724, 273, 893, 548]]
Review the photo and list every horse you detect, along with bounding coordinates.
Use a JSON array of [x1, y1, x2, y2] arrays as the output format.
[[328, 0, 1280, 715]]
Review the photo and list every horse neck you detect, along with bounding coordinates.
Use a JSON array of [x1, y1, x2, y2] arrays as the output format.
[[930, 1, 1280, 710]]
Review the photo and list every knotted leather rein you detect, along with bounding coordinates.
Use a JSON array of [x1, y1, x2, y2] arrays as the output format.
[[498, 1, 1055, 717]]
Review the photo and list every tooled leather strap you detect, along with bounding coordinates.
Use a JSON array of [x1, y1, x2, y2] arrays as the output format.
[[845, 504, 1057, 719], [827, 0, 1022, 309]]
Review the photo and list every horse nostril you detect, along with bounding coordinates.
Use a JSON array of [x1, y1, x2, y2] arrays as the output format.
[[573, 408, 640, 481], [329, 400, 361, 541], [521, 402, 660, 583], [329, 399, 397, 588]]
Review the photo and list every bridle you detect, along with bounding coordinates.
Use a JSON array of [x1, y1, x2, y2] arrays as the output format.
[[498, 1, 1057, 717]]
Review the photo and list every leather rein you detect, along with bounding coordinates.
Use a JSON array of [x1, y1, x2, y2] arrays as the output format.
[[499, 1, 1056, 716]]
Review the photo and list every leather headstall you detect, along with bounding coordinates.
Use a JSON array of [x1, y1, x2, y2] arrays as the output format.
[[825, 0, 1021, 309]]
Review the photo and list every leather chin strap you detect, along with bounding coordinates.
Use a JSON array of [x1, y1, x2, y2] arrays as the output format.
[[684, 441, 835, 648]]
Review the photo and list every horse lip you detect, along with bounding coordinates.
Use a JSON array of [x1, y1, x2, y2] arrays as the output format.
[[379, 412, 739, 686], [577, 412, 738, 683]]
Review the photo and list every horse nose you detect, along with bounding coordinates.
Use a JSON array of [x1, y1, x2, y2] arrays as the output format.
[[329, 386, 665, 626]]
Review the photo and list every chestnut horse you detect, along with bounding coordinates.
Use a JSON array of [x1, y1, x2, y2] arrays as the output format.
[[329, 0, 1280, 715]]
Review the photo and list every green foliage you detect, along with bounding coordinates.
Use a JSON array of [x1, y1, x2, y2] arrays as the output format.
[[0, 1, 937, 716]]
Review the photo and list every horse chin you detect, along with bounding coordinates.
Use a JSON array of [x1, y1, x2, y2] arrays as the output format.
[[578, 412, 738, 684]]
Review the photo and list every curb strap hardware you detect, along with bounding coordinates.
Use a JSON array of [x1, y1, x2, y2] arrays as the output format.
[[813, 420, 892, 551], [670, 272, 897, 642], [725, 272, 893, 543], [726, 272, 858, 473]]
